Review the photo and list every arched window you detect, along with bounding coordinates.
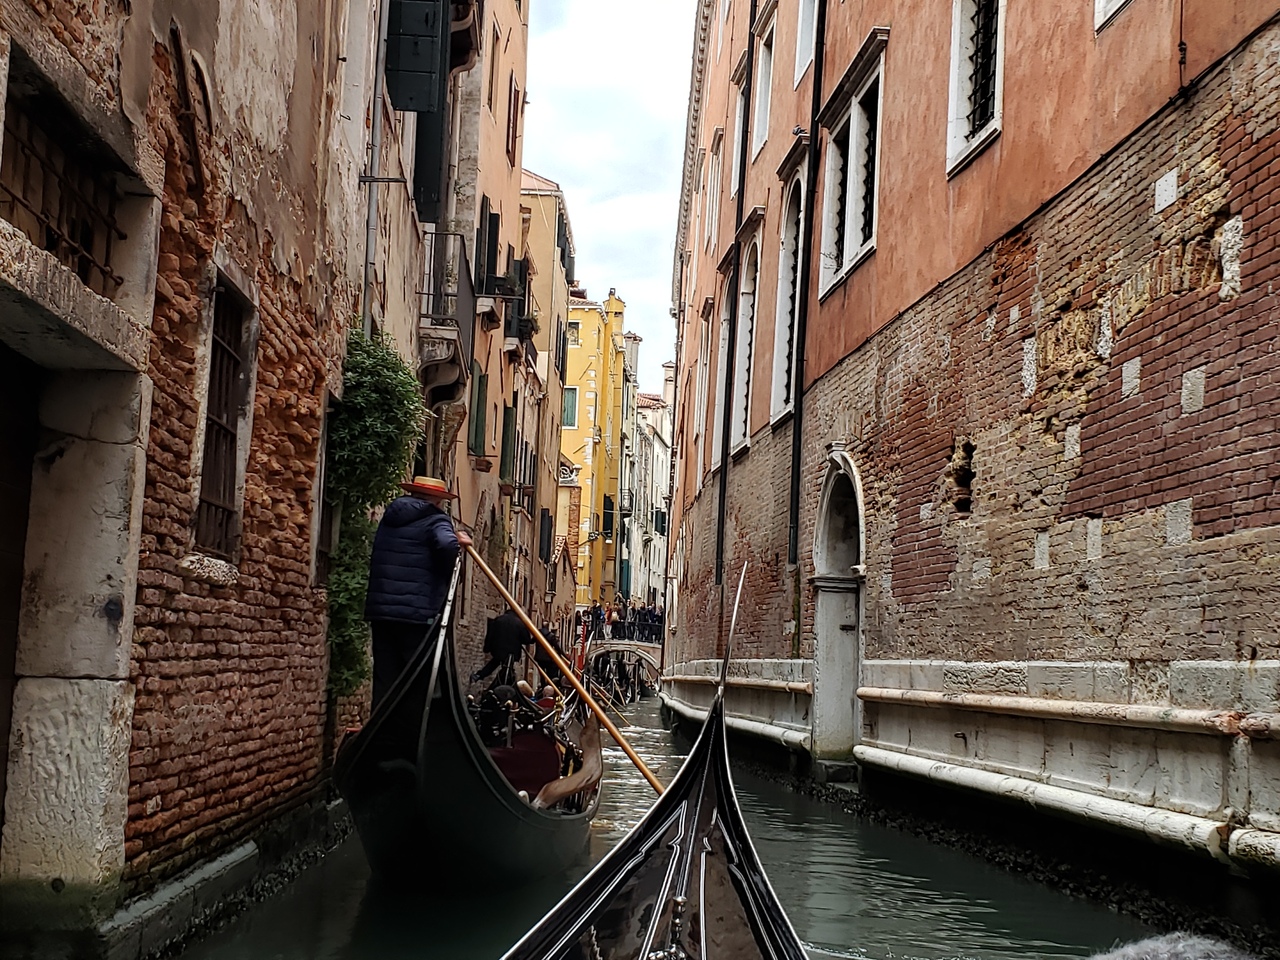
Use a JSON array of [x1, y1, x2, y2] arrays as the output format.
[[731, 242, 759, 449], [771, 180, 803, 418]]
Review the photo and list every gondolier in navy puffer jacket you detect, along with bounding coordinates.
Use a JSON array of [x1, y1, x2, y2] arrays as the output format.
[[365, 475, 472, 708]]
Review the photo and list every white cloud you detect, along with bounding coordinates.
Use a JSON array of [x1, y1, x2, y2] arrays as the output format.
[[524, 0, 697, 393]]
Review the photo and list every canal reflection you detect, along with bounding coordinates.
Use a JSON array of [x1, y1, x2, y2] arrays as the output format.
[[180, 699, 1154, 960]]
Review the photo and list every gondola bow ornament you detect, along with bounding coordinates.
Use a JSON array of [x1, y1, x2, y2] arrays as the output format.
[[502, 563, 808, 960]]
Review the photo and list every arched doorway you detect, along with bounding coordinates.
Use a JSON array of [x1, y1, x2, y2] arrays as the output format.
[[811, 446, 865, 758]]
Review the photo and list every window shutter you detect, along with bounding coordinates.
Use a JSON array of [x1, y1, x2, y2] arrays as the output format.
[[499, 404, 516, 482], [468, 363, 488, 455], [539, 508, 553, 563]]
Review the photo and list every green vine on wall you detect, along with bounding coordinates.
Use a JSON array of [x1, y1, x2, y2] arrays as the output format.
[[325, 329, 427, 698]]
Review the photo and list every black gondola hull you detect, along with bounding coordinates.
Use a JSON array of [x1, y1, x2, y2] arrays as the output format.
[[335, 624, 598, 889], [502, 697, 807, 959]]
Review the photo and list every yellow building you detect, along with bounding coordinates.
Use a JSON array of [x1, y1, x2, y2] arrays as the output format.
[[562, 288, 628, 606]]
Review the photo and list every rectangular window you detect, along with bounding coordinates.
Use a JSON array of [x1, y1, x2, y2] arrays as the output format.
[[486, 26, 500, 109], [820, 65, 881, 292], [731, 246, 758, 450], [856, 78, 880, 247], [751, 26, 774, 157], [468, 362, 488, 455], [0, 67, 124, 299], [771, 182, 803, 419], [195, 279, 253, 559], [506, 74, 521, 165], [795, 0, 817, 84], [602, 495, 615, 539], [947, 0, 1004, 174], [706, 141, 722, 251], [711, 310, 729, 468], [539, 508, 553, 563], [562, 386, 579, 428], [695, 318, 710, 441], [499, 403, 516, 483], [567, 320, 581, 346]]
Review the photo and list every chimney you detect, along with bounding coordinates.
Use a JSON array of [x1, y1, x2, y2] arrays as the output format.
[[662, 362, 676, 408]]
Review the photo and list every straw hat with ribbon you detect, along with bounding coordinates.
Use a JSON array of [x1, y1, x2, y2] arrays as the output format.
[[399, 476, 458, 500]]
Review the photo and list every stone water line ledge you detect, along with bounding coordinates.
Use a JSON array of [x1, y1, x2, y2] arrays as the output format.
[[664, 657, 1280, 872], [81, 798, 349, 960]]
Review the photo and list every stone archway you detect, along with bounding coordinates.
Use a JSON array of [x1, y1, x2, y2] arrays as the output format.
[[811, 445, 866, 758]]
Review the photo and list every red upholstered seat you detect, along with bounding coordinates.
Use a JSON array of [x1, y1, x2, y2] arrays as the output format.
[[489, 731, 562, 797]]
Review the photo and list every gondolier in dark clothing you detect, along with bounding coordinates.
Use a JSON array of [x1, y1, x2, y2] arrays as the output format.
[[472, 608, 533, 685], [365, 475, 471, 708]]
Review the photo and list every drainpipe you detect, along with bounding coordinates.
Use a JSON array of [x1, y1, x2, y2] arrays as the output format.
[[787, 0, 828, 567], [360, 0, 394, 337], [714, 0, 759, 638]]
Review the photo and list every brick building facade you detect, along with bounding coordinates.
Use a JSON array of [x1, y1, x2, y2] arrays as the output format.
[[668, 0, 1280, 873]]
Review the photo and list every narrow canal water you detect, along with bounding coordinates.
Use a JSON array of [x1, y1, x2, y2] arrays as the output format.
[[180, 699, 1154, 960]]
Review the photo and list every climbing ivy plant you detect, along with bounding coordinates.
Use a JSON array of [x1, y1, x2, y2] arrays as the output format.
[[325, 329, 427, 698]]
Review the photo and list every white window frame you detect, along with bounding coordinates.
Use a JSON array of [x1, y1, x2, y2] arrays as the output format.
[[1095, 0, 1134, 32], [794, 0, 817, 87], [730, 240, 759, 452], [706, 131, 723, 253], [771, 177, 804, 420], [946, 0, 1006, 176], [695, 316, 710, 443], [562, 386, 579, 428], [819, 58, 883, 296], [752, 22, 774, 158], [730, 86, 745, 197]]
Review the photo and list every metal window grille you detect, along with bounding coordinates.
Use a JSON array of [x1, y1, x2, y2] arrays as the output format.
[[859, 79, 880, 247], [195, 285, 249, 558], [967, 0, 999, 137], [0, 97, 125, 298]]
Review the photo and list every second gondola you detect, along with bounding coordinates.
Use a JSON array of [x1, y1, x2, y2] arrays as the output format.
[[334, 566, 603, 888]]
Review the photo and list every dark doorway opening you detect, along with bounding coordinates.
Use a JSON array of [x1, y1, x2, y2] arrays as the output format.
[[0, 341, 42, 836]]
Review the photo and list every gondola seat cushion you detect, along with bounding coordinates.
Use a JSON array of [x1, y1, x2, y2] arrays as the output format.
[[490, 732, 562, 798], [365, 496, 460, 623]]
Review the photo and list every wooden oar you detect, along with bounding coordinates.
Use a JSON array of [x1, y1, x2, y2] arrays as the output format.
[[464, 544, 665, 796]]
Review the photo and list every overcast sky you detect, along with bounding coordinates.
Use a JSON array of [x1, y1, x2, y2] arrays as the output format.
[[523, 0, 698, 395]]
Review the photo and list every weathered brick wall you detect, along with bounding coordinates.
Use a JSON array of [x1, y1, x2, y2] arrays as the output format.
[[125, 40, 348, 886], [674, 423, 799, 664], [682, 21, 1280, 674], [21, 0, 127, 94]]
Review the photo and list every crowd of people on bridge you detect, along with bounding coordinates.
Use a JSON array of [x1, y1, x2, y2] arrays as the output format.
[[578, 598, 665, 643]]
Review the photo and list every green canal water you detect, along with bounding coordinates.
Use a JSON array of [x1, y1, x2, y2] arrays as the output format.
[[178, 699, 1155, 960]]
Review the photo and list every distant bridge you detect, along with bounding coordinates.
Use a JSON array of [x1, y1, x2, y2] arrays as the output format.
[[581, 639, 662, 670]]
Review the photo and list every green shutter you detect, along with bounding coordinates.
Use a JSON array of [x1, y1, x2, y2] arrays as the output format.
[[468, 363, 488, 455], [562, 387, 577, 428]]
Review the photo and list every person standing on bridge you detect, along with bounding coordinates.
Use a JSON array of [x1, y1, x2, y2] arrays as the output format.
[[364, 476, 472, 708]]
